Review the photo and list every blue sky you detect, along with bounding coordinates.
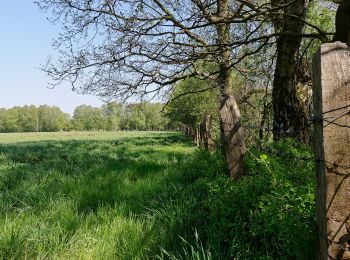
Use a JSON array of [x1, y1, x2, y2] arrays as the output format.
[[0, 1, 103, 115]]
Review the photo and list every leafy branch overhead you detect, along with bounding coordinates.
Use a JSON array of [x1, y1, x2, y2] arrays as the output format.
[[36, 0, 331, 101]]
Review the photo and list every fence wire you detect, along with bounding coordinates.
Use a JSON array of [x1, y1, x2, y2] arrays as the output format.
[[239, 102, 350, 172]]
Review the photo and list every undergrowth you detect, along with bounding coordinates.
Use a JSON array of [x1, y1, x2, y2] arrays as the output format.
[[0, 132, 316, 259], [201, 139, 316, 259]]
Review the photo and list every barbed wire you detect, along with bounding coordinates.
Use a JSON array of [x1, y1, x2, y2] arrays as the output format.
[[239, 103, 350, 173], [241, 103, 350, 133], [242, 103, 350, 256], [181, 102, 350, 171]]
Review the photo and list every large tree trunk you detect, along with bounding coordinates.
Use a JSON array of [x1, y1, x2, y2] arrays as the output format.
[[217, 0, 246, 179], [272, 0, 310, 143]]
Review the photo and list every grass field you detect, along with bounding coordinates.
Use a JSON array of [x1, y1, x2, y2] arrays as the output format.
[[0, 131, 317, 259], [0, 131, 210, 259]]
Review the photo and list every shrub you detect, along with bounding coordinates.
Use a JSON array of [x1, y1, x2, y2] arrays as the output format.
[[185, 139, 316, 259]]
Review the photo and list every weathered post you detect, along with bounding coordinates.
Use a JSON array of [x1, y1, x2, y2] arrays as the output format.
[[313, 42, 350, 260], [194, 126, 200, 147], [185, 126, 190, 136], [200, 120, 205, 148], [220, 96, 246, 178], [200, 115, 216, 151]]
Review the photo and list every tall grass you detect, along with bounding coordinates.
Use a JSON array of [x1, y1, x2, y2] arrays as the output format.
[[0, 132, 202, 259], [0, 132, 316, 259]]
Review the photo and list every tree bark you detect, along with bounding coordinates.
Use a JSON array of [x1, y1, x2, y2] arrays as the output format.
[[333, 0, 350, 45], [217, 0, 246, 179], [272, 0, 310, 143]]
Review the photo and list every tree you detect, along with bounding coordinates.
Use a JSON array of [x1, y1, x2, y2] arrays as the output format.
[[0, 103, 171, 133], [166, 76, 219, 142], [37, 0, 330, 177], [35, 0, 244, 177], [125, 104, 147, 130], [270, 0, 311, 142], [143, 103, 168, 131], [17, 105, 39, 132], [73, 105, 96, 130], [0, 109, 5, 132], [1, 107, 19, 132], [102, 102, 123, 131], [91, 107, 107, 130], [0, 105, 70, 133], [269, 0, 336, 143], [333, 0, 350, 44], [38, 105, 70, 131]]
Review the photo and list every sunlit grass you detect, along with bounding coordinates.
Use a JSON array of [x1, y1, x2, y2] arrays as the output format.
[[0, 132, 316, 259], [0, 131, 203, 259], [0, 131, 175, 144]]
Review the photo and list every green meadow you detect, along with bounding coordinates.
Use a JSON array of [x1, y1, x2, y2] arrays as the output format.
[[0, 132, 202, 259], [0, 131, 316, 259]]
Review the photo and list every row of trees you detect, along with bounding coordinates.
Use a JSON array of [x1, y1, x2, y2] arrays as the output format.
[[36, 1, 345, 257], [0, 105, 70, 132], [165, 68, 272, 147], [36, 0, 335, 178], [0, 103, 170, 133]]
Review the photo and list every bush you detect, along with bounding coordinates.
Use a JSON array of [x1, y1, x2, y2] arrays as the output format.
[[181, 139, 316, 259]]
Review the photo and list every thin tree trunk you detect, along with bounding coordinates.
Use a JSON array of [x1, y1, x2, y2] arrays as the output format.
[[217, 0, 246, 179], [272, 0, 310, 143]]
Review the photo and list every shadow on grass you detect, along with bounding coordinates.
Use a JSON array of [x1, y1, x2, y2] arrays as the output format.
[[0, 132, 214, 258], [0, 133, 192, 210], [0, 134, 317, 259]]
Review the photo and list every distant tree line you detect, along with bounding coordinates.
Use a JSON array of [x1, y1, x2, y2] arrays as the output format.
[[0, 103, 171, 133]]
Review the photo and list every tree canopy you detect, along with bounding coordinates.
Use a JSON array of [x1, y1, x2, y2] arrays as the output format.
[[36, 0, 337, 177], [0, 103, 170, 133]]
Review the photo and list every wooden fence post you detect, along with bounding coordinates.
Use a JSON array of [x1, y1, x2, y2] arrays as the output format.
[[313, 42, 350, 260], [201, 115, 216, 151], [220, 96, 246, 178]]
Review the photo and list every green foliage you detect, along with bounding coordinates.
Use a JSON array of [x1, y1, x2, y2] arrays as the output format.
[[0, 103, 170, 133], [301, 1, 336, 63], [102, 102, 123, 131], [307, 1, 335, 39], [120, 103, 170, 131], [0, 105, 71, 133], [39, 105, 71, 132], [166, 77, 219, 129], [166, 68, 273, 146], [72, 104, 104, 131], [201, 139, 316, 259]]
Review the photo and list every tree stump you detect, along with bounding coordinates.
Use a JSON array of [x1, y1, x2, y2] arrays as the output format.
[[313, 42, 350, 260]]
